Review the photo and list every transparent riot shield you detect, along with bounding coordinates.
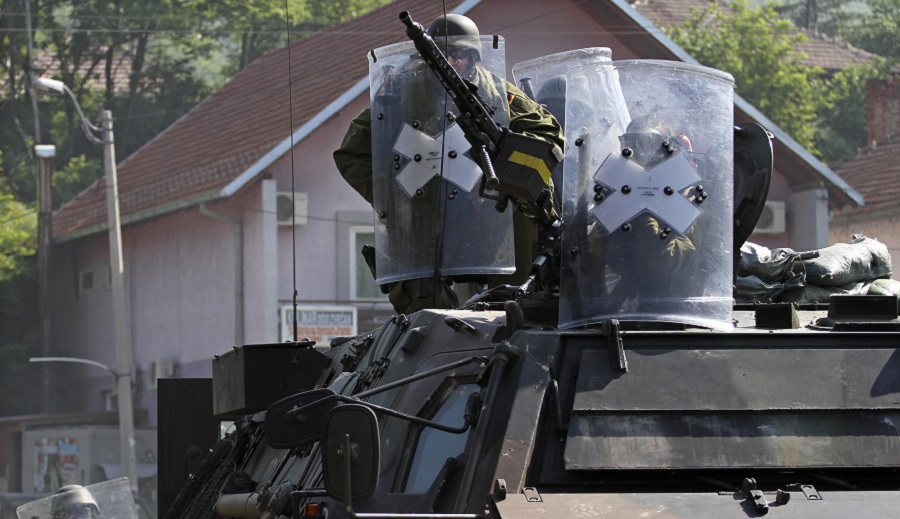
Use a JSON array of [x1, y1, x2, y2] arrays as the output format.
[[559, 60, 735, 330], [17, 478, 138, 519], [368, 36, 514, 285], [512, 48, 615, 211], [512, 47, 613, 120]]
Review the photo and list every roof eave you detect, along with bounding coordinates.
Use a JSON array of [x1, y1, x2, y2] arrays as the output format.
[[53, 189, 225, 243]]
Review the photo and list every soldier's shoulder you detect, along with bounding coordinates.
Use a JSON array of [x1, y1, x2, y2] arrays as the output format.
[[505, 81, 540, 112]]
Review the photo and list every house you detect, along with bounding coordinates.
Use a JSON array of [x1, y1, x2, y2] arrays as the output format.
[[829, 78, 900, 273], [632, 0, 877, 250], [41, 0, 863, 435], [633, 0, 878, 75]]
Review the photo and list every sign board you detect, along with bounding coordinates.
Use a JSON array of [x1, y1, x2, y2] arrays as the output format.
[[281, 305, 357, 346], [33, 437, 79, 492]]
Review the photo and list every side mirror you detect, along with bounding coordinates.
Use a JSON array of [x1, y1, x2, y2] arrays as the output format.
[[264, 388, 337, 448], [322, 404, 380, 502]]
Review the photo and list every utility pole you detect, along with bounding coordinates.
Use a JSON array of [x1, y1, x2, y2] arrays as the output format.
[[32, 78, 139, 492], [34, 144, 55, 415], [101, 109, 139, 493]]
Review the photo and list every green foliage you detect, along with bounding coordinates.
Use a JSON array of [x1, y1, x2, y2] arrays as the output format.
[[182, 0, 390, 73], [815, 61, 890, 162], [666, 0, 829, 154], [767, 1, 899, 62], [845, 0, 900, 62], [0, 192, 36, 282], [773, 0, 863, 36], [51, 154, 104, 208]]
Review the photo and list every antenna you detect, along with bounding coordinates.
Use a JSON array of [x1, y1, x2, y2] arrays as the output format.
[[432, 0, 451, 309], [284, 0, 299, 342]]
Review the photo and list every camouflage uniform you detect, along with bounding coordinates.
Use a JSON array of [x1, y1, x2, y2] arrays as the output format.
[[334, 77, 564, 314]]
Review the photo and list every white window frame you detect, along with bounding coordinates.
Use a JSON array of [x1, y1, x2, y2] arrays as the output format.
[[349, 225, 388, 302]]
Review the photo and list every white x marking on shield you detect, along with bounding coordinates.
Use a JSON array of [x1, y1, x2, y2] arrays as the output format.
[[590, 152, 702, 235], [393, 123, 483, 198]]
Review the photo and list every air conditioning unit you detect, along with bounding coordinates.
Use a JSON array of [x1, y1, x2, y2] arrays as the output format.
[[277, 192, 308, 225], [754, 200, 786, 234], [148, 358, 176, 391]]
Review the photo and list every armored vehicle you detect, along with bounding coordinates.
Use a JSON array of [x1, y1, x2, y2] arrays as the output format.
[[163, 14, 900, 519]]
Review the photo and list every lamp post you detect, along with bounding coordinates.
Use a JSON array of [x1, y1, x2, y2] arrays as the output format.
[[32, 77, 138, 492], [34, 144, 55, 416]]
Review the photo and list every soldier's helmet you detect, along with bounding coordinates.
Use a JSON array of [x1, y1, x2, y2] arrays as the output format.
[[50, 485, 101, 519], [427, 14, 482, 62], [618, 115, 672, 169], [536, 74, 567, 126]]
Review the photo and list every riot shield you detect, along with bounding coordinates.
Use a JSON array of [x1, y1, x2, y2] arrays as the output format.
[[16, 478, 137, 519], [512, 48, 614, 211], [559, 60, 735, 330], [368, 37, 514, 285]]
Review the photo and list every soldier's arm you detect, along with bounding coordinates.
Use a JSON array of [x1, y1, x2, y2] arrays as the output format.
[[333, 108, 375, 204], [506, 81, 565, 163]]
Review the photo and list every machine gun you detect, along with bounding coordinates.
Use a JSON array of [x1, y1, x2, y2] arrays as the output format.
[[399, 11, 561, 230], [400, 11, 563, 297]]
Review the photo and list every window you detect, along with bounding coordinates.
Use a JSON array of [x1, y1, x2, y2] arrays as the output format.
[[403, 382, 479, 493], [78, 269, 94, 294], [350, 225, 388, 301]]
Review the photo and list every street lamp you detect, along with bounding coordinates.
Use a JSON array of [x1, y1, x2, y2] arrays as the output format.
[[32, 77, 138, 492], [34, 143, 55, 417]]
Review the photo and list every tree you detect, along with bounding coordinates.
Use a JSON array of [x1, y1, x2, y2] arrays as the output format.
[[773, 0, 860, 36], [184, 0, 391, 73], [0, 191, 36, 283], [846, 0, 900, 62], [666, 0, 830, 154], [815, 61, 889, 162]]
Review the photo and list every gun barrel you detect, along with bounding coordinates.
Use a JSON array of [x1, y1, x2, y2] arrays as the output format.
[[399, 11, 422, 36]]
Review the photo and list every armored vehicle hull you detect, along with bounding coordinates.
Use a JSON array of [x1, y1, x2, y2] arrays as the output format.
[[165, 297, 900, 519]]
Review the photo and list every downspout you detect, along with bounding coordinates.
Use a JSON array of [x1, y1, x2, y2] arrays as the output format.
[[200, 203, 244, 346]]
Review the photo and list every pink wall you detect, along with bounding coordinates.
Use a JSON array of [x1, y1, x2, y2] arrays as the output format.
[[271, 94, 375, 305], [49, 183, 275, 425]]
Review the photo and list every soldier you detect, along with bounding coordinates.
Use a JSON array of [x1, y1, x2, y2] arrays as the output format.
[[334, 14, 564, 315], [50, 485, 101, 519]]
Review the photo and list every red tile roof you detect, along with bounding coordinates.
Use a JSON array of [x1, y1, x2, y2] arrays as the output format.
[[52, 0, 456, 240], [33, 48, 135, 94], [633, 0, 877, 72], [831, 134, 900, 221], [53, 0, 869, 240]]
